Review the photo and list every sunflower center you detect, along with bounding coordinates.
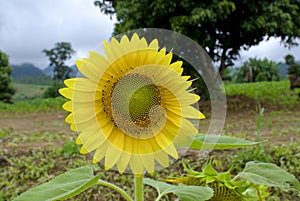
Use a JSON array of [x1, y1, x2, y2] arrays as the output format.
[[129, 84, 160, 126], [111, 73, 166, 138], [111, 73, 161, 127]]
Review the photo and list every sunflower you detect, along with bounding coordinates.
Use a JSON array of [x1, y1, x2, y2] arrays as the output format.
[[59, 33, 205, 176]]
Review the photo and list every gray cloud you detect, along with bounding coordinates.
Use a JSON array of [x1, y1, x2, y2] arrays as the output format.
[[0, 0, 115, 68], [0, 0, 299, 69]]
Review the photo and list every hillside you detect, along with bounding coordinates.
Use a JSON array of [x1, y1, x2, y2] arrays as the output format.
[[11, 63, 52, 85], [43, 65, 78, 78]]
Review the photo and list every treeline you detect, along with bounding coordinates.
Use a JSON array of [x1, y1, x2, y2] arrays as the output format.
[[224, 55, 300, 84]]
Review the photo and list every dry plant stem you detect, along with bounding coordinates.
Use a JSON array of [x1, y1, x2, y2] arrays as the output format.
[[134, 175, 144, 201], [97, 179, 133, 201], [253, 184, 263, 201]]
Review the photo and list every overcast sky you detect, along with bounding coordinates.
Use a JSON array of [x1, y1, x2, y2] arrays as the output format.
[[1, 0, 299, 69]]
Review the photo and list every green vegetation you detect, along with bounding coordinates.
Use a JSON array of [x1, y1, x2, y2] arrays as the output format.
[[233, 57, 282, 83], [12, 83, 48, 101], [95, 0, 300, 77], [0, 80, 299, 200], [285, 54, 300, 76], [42, 42, 75, 98], [0, 50, 15, 103], [0, 97, 65, 113], [225, 80, 299, 106]]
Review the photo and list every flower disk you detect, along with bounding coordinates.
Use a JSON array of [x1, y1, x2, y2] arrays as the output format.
[[59, 33, 205, 176]]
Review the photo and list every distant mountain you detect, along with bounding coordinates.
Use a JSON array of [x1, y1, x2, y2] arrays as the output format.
[[11, 63, 52, 85], [278, 64, 289, 77], [278, 61, 300, 77], [43, 65, 79, 78]]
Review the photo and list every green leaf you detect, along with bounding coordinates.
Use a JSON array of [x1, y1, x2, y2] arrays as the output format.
[[190, 134, 266, 150], [13, 166, 101, 201], [237, 162, 300, 192], [144, 178, 213, 201]]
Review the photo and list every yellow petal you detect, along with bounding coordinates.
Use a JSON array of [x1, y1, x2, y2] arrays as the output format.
[[70, 124, 77, 132], [148, 39, 158, 50], [93, 142, 109, 163], [76, 121, 108, 152], [89, 51, 109, 69], [140, 153, 155, 174], [155, 134, 178, 159], [62, 101, 72, 112], [80, 145, 89, 154], [181, 106, 205, 119], [65, 113, 74, 124], [169, 61, 183, 73], [59, 88, 73, 99], [105, 129, 124, 169], [64, 78, 98, 91], [154, 151, 169, 167], [72, 90, 100, 102], [130, 155, 144, 175], [76, 59, 101, 82], [116, 152, 131, 174]]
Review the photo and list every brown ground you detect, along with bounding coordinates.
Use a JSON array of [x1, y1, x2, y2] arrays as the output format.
[[0, 95, 299, 152]]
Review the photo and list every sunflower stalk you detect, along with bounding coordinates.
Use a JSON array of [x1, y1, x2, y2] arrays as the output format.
[[134, 175, 144, 201]]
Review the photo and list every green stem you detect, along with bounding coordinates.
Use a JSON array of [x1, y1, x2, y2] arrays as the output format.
[[134, 175, 144, 201], [97, 179, 133, 201], [155, 193, 169, 201]]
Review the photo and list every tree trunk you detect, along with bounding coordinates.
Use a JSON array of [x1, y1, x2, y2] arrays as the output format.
[[218, 48, 227, 79]]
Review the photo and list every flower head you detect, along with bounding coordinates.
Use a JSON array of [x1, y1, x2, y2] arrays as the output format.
[[59, 33, 205, 176]]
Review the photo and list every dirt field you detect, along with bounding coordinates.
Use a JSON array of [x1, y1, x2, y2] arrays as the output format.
[[1, 96, 299, 152]]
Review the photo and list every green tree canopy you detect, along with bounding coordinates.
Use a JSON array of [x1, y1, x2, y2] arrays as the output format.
[[94, 0, 300, 78], [285, 54, 300, 76], [0, 50, 15, 103], [43, 42, 75, 82]]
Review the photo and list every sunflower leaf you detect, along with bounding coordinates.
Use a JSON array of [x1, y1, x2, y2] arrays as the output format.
[[190, 134, 266, 150], [144, 178, 213, 201], [236, 162, 300, 192], [13, 166, 101, 201]]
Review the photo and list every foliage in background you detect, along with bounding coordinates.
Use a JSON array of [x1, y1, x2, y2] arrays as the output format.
[[285, 54, 300, 77], [225, 80, 299, 106], [0, 97, 65, 113], [94, 0, 300, 77], [42, 42, 75, 83], [12, 83, 48, 101], [233, 57, 282, 83], [42, 42, 75, 97], [0, 50, 15, 103], [43, 81, 65, 98]]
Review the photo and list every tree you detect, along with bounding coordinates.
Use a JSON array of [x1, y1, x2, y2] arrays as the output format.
[[42, 42, 75, 98], [43, 42, 75, 82], [0, 50, 15, 103], [233, 57, 281, 83], [284, 54, 300, 90], [94, 0, 300, 78], [285, 54, 300, 76]]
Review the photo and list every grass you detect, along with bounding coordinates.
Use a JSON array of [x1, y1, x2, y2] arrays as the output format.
[[0, 97, 65, 113], [13, 83, 49, 101], [225, 80, 300, 106]]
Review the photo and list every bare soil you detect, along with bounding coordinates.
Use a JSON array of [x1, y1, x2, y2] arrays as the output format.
[[1, 95, 299, 153]]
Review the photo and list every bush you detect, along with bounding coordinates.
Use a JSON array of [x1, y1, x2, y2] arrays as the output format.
[[0, 50, 15, 103], [233, 57, 282, 83], [43, 82, 64, 98]]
